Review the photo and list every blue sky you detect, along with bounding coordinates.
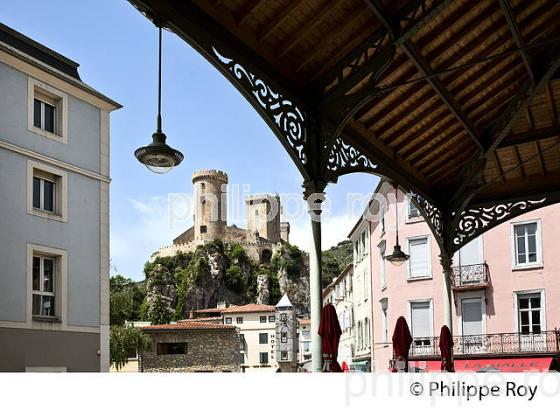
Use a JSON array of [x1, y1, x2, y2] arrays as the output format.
[[2, 1, 379, 280]]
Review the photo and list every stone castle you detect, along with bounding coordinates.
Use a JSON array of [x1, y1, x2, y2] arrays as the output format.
[[153, 169, 290, 263]]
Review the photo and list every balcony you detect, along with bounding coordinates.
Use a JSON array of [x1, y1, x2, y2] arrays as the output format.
[[409, 331, 560, 358], [450, 263, 490, 290]]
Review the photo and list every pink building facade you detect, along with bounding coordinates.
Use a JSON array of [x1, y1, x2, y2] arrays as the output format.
[[357, 181, 560, 372]]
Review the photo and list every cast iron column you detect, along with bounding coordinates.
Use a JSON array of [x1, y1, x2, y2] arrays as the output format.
[[440, 253, 453, 334], [305, 183, 325, 372]]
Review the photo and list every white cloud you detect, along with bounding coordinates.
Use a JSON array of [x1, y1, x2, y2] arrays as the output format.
[[288, 212, 356, 253], [110, 196, 190, 280]]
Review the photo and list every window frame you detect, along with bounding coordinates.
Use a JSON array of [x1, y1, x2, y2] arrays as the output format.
[[259, 352, 269, 364], [32, 254, 56, 318], [27, 160, 68, 222], [258, 333, 268, 344], [27, 243, 67, 326], [406, 235, 432, 280], [405, 197, 423, 223], [380, 298, 389, 343], [268, 315, 275, 322], [510, 220, 543, 270], [407, 299, 434, 344], [513, 290, 546, 334], [236, 316, 243, 324], [225, 317, 232, 324], [28, 77, 68, 143], [378, 240, 387, 290], [260, 315, 267, 323]]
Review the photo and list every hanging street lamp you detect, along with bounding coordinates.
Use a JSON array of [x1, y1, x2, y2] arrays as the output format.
[[135, 25, 183, 174], [385, 183, 409, 266]]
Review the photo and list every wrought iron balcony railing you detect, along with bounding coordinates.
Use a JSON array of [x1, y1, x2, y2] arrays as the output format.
[[409, 330, 560, 358], [450, 263, 490, 290]]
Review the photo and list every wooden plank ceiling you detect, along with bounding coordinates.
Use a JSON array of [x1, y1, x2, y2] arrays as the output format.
[[130, 0, 560, 206]]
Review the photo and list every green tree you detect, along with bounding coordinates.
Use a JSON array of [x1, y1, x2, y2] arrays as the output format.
[[149, 294, 172, 325], [225, 265, 246, 293], [110, 290, 133, 326], [110, 325, 151, 371]]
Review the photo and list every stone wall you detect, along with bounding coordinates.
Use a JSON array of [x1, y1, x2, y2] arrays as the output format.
[[141, 328, 240, 372]]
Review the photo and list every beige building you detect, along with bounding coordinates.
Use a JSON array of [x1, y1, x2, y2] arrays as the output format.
[[221, 304, 278, 372], [297, 318, 311, 367]]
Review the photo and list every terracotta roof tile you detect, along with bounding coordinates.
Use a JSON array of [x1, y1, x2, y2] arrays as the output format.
[[193, 307, 226, 314], [299, 318, 311, 326], [222, 303, 276, 314], [142, 321, 235, 331]]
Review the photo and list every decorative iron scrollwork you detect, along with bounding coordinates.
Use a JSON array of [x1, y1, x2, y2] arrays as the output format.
[[326, 137, 377, 174], [213, 47, 307, 165], [454, 198, 547, 248], [409, 192, 443, 240]]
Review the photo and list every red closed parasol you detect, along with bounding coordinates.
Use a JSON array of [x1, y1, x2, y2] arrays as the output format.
[[391, 316, 413, 372], [439, 325, 454, 372], [318, 303, 342, 372]]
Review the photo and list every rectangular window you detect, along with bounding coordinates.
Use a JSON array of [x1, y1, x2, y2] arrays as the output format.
[[281, 351, 288, 360], [259, 352, 268, 364], [260, 316, 267, 323], [407, 200, 421, 220], [268, 315, 275, 322], [281, 332, 288, 343], [259, 333, 268, 344], [513, 222, 541, 267], [379, 241, 387, 289], [518, 293, 542, 334], [303, 341, 310, 352], [28, 161, 67, 222], [28, 78, 68, 143], [239, 334, 245, 350], [381, 300, 389, 343], [410, 301, 431, 346], [225, 317, 232, 324], [157, 343, 187, 355], [200, 225, 207, 234], [32, 175, 56, 213], [239, 353, 245, 364], [363, 268, 368, 301], [408, 237, 430, 278], [33, 97, 57, 134], [236, 317, 243, 324], [32, 255, 56, 317]]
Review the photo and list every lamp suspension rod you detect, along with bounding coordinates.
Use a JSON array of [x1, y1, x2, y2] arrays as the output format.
[[157, 25, 162, 133], [394, 184, 399, 246]]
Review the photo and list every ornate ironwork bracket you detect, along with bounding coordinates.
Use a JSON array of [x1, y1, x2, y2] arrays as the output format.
[[452, 196, 551, 252], [325, 135, 379, 179], [409, 191, 445, 251], [212, 47, 309, 177]]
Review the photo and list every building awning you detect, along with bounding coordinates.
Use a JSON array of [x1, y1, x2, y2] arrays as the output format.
[[411, 357, 555, 373]]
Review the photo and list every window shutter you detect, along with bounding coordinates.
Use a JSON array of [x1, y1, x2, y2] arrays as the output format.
[[409, 238, 428, 277], [411, 302, 430, 338]]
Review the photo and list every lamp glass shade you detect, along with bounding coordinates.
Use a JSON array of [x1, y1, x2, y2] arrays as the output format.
[[385, 244, 409, 266], [134, 131, 183, 174]]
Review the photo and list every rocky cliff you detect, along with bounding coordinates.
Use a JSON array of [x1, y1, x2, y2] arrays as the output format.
[[142, 240, 310, 320]]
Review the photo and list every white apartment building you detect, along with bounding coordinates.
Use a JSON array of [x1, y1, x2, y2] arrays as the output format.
[[348, 218, 372, 371], [221, 304, 278, 372], [0, 23, 120, 371], [322, 263, 354, 368]]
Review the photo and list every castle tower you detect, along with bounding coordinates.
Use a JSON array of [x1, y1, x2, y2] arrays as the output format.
[[275, 294, 298, 372], [192, 170, 228, 241], [245, 194, 281, 242]]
